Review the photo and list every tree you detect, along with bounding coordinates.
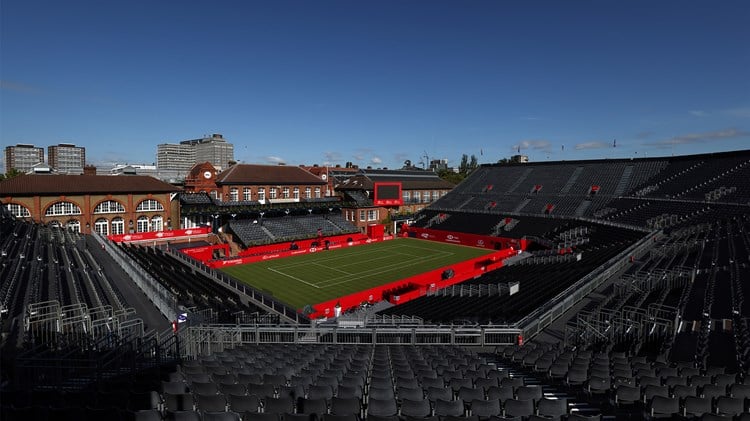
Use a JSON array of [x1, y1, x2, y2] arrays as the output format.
[[438, 169, 465, 185], [0, 168, 23, 181], [469, 154, 478, 172], [458, 154, 469, 174]]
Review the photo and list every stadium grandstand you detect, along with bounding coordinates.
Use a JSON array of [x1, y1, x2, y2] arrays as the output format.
[[1, 149, 750, 420]]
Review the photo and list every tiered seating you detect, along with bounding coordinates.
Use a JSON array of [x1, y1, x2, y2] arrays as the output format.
[[121, 245, 268, 323], [228, 220, 273, 246], [229, 214, 359, 247], [383, 224, 643, 325], [412, 209, 569, 238], [100, 344, 600, 420], [430, 150, 750, 227], [495, 342, 750, 420]]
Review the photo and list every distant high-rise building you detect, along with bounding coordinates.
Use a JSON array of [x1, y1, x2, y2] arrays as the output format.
[[156, 133, 234, 174], [156, 143, 196, 173], [4, 144, 45, 173], [48, 143, 86, 174]]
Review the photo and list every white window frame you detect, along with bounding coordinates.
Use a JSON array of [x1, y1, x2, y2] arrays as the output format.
[[136, 216, 150, 232], [66, 220, 81, 233], [136, 199, 164, 212], [94, 200, 125, 214], [282, 187, 290, 199], [243, 188, 251, 201], [6, 203, 31, 218], [315, 187, 321, 198], [46, 201, 82, 216], [258, 188, 265, 201], [269, 188, 277, 199], [111, 217, 125, 235], [359, 210, 366, 222], [305, 187, 312, 199], [229, 188, 239, 202], [151, 215, 163, 232], [94, 218, 109, 235], [293, 187, 299, 199]]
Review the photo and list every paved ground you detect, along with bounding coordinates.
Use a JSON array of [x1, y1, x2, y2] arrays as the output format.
[[83, 236, 171, 333]]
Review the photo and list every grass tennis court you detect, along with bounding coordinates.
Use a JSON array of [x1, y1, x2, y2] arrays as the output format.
[[221, 238, 493, 308]]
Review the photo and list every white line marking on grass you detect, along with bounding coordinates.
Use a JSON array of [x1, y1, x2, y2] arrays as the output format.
[[311, 261, 353, 276], [318, 250, 454, 284], [271, 246, 405, 270], [320, 249, 452, 288], [267, 267, 322, 289], [315, 251, 455, 288]]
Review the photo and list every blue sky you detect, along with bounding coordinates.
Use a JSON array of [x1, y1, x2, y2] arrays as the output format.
[[1, 0, 748, 173]]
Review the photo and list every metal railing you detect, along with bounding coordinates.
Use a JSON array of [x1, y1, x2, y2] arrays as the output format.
[[179, 325, 522, 358], [166, 247, 308, 325], [92, 233, 179, 321]]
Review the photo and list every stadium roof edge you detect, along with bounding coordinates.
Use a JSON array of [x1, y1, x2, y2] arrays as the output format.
[[481, 148, 750, 168]]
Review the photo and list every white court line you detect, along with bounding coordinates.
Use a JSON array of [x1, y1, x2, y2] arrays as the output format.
[[267, 267, 321, 289], [310, 261, 353, 276], [265, 240, 465, 289], [271, 244, 414, 270], [315, 250, 454, 287], [318, 252, 455, 288]]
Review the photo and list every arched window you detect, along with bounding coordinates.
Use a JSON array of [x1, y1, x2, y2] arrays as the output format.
[[66, 220, 81, 233], [94, 200, 125, 214], [282, 187, 290, 199], [94, 218, 109, 235], [5, 203, 31, 218], [258, 188, 265, 201], [314, 187, 321, 198], [111, 217, 125, 235], [293, 187, 299, 199], [305, 187, 311, 199], [243, 188, 251, 201], [136, 216, 150, 232], [45, 201, 82, 216], [151, 215, 163, 232], [136, 199, 164, 212], [229, 188, 239, 201]]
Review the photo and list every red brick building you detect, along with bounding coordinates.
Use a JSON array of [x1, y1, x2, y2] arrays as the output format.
[[183, 162, 221, 197], [0, 174, 179, 235], [301, 165, 360, 197], [212, 164, 328, 204]]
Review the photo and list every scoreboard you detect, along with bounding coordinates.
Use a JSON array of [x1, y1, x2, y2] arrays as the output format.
[[373, 182, 403, 206]]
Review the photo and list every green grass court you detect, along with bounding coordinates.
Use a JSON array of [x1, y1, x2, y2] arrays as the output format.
[[221, 238, 493, 308]]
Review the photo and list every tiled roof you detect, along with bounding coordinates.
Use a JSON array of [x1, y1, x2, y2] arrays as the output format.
[[216, 164, 326, 185], [0, 174, 180, 196]]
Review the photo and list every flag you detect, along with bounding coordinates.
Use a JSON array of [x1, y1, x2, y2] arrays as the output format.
[[561, 145, 564, 151], [480, 148, 483, 156], [517, 145, 521, 153], [613, 139, 617, 148]]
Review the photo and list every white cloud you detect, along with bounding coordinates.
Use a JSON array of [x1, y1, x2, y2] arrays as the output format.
[[323, 151, 341, 165], [511, 139, 552, 152], [371, 156, 382, 165], [647, 128, 750, 146], [689, 110, 707, 117], [265, 156, 285, 164], [575, 141, 610, 150]]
